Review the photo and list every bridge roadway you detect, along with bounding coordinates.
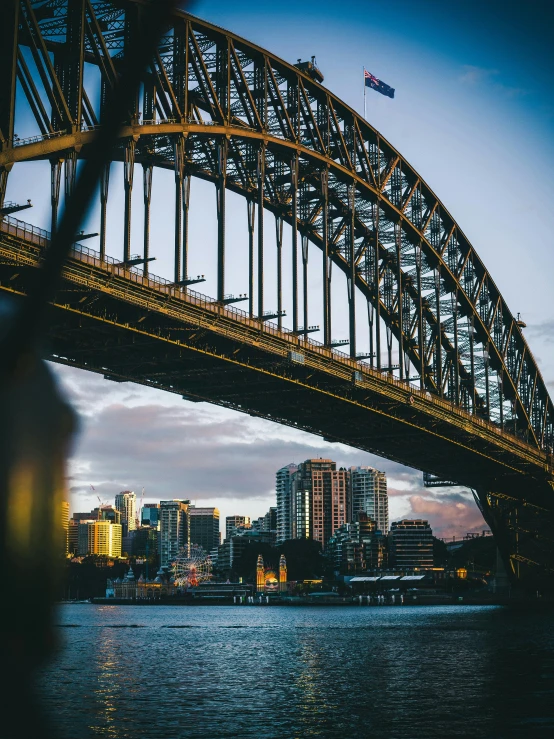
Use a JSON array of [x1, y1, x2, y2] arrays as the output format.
[[2, 216, 553, 510]]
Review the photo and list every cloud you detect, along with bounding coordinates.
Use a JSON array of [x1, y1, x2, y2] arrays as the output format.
[[458, 65, 529, 97], [524, 320, 554, 340], [459, 65, 499, 85], [401, 492, 487, 539], [53, 364, 486, 539], [62, 384, 421, 511]]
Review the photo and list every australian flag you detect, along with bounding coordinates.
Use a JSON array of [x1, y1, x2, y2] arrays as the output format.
[[364, 69, 395, 99]]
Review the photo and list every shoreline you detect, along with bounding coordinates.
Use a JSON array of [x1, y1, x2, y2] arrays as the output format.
[[71, 595, 554, 608]]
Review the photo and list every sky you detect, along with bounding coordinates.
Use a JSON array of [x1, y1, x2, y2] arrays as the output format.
[[5, 0, 554, 539]]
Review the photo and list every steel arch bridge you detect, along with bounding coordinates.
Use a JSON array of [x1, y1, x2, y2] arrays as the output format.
[[1, 0, 553, 584]]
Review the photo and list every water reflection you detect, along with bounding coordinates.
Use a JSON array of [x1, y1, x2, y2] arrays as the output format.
[[37, 605, 554, 739]]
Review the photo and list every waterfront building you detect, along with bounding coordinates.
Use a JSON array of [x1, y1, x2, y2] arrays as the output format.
[[292, 459, 349, 549], [279, 554, 287, 593], [159, 499, 190, 567], [327, 512, 389, 574], [349, 466, 388, 534], [389, 519, 434, 569], [141, 503, 160, 529], [189, 506, 220, 553], [255, 553, 288, 593], [115, 491, 137, 535], [276, 463, 298, 544], [225, 515, 251, 540]]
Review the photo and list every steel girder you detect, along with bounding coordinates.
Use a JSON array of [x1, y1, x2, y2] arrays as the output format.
[[2, 0, 551, 458]]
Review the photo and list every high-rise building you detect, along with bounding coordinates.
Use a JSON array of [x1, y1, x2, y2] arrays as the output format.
[[115, 491, 137, 535], [85, 520, 122, 558], [141, 503, 160, 529], [264, 507, 277, 533], [75, 519, 96, 555], [94, 505, 121, 525], [349, 466, 388, 533], [61, 501, 69, 554], [292, 459, 349, 549], [132, 526, 159, 559], [276, 463, 298, 544], [189, 507, 220, 553], [68, 519, 79, 555], [225, 515, 250, 541], [160, 500, 190, 567], [389, 519, 434, 570]]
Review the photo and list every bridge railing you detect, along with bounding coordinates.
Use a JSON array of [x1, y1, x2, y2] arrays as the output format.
[[0, 215, 545, 461]]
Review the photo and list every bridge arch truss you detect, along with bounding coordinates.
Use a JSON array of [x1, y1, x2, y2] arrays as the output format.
[[1, 0, 554, 581]]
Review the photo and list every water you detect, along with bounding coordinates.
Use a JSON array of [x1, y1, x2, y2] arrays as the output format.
[[38, 604, 554, 738]]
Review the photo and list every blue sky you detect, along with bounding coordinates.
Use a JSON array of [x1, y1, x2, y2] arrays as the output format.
[[6, 0, 553, 537]]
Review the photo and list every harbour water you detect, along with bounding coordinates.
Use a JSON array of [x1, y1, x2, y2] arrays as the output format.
[[38, 604, 554, 738]]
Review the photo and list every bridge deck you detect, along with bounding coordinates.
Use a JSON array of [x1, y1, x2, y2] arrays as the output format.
[[1, 217, 552, 511]]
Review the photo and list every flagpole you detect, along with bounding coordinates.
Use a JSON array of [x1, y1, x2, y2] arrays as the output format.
[[363, 66, 366, 120]]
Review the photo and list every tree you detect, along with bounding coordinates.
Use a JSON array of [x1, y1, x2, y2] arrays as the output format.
[[280, 539, 325, 581], [234, 542, 275, 581]]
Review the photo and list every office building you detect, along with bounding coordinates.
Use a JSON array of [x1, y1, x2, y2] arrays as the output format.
[[85, 519, 122, 557], [141, 503, 160, 529], [225, 515, 250, 541], [115, 491, 137, 535], [350, 466, 388, 533], [67, 519, 79, 555], [61, 501, 69, 554], [264, 507, 277, 533], [132, 526, 159, 559], [160, 499, 190, 567], [389, 519, 434, 569], [94, 505, 121, 525], [189, 507, 220, 553], [292, 459, 348, 549], [327, 512, 388, 574], [276, 463, 298, 543], [76, 520, 95, 555]]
